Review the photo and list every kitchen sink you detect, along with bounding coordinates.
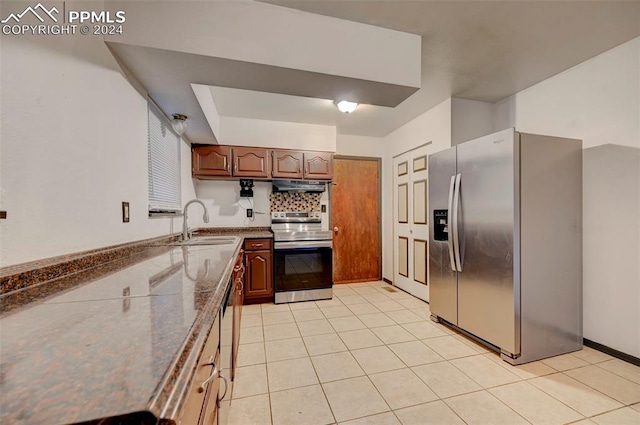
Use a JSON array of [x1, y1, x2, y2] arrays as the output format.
[[169, 236, 239, 246]]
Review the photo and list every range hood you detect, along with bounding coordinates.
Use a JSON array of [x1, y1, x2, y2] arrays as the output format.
[[272, 180, 326, 193]]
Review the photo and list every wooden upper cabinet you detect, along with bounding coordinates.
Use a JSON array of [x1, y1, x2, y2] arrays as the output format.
[[192, 145, 232, 177], [272, 150, 304, 179], [304, 152, 333, 180], [233, 147, 270, 178]]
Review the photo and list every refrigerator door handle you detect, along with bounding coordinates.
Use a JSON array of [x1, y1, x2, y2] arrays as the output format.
[[452, 173, 463, 272], [447, 175, 456, 271]]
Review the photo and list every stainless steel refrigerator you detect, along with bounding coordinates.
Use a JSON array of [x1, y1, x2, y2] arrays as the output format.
[[428, 128, 583, 365]]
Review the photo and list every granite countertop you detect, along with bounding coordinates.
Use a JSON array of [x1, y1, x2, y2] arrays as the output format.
[[0, 231, 269, 424]]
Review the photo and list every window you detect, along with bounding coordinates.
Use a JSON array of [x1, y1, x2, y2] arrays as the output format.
[[147, 100, 181, 215]]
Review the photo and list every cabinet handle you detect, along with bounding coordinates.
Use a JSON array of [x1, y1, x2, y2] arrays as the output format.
[[219, 372, 229, 400], [198, 358, 219, 393], [251, 243, 263, 248]]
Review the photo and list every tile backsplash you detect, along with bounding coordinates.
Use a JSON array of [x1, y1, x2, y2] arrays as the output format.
[[270, 192, 323, 212]]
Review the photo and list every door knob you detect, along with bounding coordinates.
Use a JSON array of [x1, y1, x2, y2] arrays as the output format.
[[333, 227, 339, 233]]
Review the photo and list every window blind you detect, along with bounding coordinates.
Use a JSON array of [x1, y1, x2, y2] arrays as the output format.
[[148, 101, 181, 213]]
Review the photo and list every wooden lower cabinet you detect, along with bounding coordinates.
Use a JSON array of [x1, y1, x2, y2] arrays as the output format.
[[243, 239, 273, 304], [232, 251, 244, 379]]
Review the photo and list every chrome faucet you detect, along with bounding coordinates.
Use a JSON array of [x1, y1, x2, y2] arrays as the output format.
[[182, 199, 210, 241]]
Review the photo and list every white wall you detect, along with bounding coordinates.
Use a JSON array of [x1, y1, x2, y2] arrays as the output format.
[[495, 38, 640, 357], [219, 116, 336, 151], [0, 24, 195, 267], [193, 181, 271, 228], [382, 98, 453, 281], [336, 135, 386, 158], [451, 98, 495, 145]]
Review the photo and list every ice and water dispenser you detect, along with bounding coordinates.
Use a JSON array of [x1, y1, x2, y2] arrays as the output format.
[[433, 210, 449, 241]]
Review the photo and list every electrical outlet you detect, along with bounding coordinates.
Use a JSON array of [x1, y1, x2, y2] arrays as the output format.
[[247, 209, 253, 218], [321, 205, 327, 213], [122, 202, 130, 223]]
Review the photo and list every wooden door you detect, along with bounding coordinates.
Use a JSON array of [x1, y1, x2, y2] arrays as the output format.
[[272, 150, 304, 179], [233, 147, 270, 177], [304, 152, 333, 180], [244, 251, 273, 299], [192, 145, 232, 177], [393, 145, 431, 301], [332, 157, 380, 284]]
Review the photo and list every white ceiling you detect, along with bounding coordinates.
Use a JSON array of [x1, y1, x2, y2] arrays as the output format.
[[107, 1, 640, 140], [212, 0, 639, 137]]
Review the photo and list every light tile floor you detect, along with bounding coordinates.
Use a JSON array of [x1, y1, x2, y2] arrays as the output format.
[[229, 281, 640, 425]]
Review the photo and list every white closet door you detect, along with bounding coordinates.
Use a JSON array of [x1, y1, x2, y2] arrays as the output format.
[[393, 145, 431, 301]]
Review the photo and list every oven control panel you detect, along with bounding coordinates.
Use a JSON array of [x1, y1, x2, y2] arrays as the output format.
[[271, 211, 321, 222]]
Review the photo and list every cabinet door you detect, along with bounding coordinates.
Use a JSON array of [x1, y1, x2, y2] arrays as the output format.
[[232, 252, 244, 379], [304, 152, 333, 180], [192, 146, 232, 177], [245, 251, 273, 299], [272, 150, 304, 179], [233, 147, 270, 177]]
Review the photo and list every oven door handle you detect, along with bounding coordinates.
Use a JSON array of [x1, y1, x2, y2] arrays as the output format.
[[274, 240, 333, 249]]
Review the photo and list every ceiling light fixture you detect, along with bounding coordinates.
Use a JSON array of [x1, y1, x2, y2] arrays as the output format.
[[335, 100, 358, 114], [171, 114, 188, 135]]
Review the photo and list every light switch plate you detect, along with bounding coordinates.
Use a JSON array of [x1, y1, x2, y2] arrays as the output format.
[[122, 202, 130, 223]]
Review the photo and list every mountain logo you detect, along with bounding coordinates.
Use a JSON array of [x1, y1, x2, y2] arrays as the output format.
[[1, 3, 59, 24]]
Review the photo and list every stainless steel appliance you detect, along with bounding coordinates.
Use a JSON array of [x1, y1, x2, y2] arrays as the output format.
[[272, 212, 333, 303], [428, 128, 583, 365]]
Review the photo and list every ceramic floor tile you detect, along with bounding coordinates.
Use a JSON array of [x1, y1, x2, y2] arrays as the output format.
[[529, 373, 623, 417], [394, 400, 466, 425], [262, 311, 295, 325], [445, 390, 529, 425], [236, 342, 266, 366], [569, 420, 597, 425], [338, 329, 384, 350], [320, 305, 353, 318], [358, 312, 397, 328], [591, 407, 640, 425], [352, 287, 380, 295], [596, 359, 640, 384], [490, 381, 584, 425], [412, 362, 482, 398], [371, 325, 417, 345], [270, 384, 335, 425], [315, 298, 344, 308], [409, 307, 432, 320], [242, 304, 262, 315], [265, 337, 308, 362], [303, 333, 348, 356], [239, 326, 264, 344], [483, 353, 557, 380], [451, 333, 491, 353], [292, 308, 325, 322], [332, 287, 358, 297], [369, 368, 438, 409], [329, 316, 367, 332], [347, 302, 381, 315], [422, 335, 480, 359], [395, 298, 429, 309], [311, 351, 365, 383], [339, 412, 400, 425], [385, 310, 424, 324], [565, 365, 640, 405], [450, 355, 521, 388], [322, 376, 390, 422], [267, 357, 319, 392], [261, 303, 291, 313], [632, 403, 640, 412], [337, 294, 368, 305], [241, 313, 263, 328], [384, 292, 413, 301], [351, 346, 406, 374], [297, 319, 335, 337], [371, 300, 406, 312], [233, 364, 268, 399], [571, 347, 614, 364], [227, 394, 271, 425], [401, 322, 447, 339], [364, 293, 396, 303], [388, 340, 444, 367], [288, 300, 320, 310], [541, 353, 590, 371], [263, 322, 301, 341]]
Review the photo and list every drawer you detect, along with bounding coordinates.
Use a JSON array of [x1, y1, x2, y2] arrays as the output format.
[[244, 239, 272, 251]]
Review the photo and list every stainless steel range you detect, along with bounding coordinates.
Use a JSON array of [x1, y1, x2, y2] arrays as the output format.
[[271, 212, 333, 304]]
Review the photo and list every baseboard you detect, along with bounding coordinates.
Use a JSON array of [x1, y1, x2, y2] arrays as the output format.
[[382, 277, 393, 285], [583, 339, 640, 366]]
